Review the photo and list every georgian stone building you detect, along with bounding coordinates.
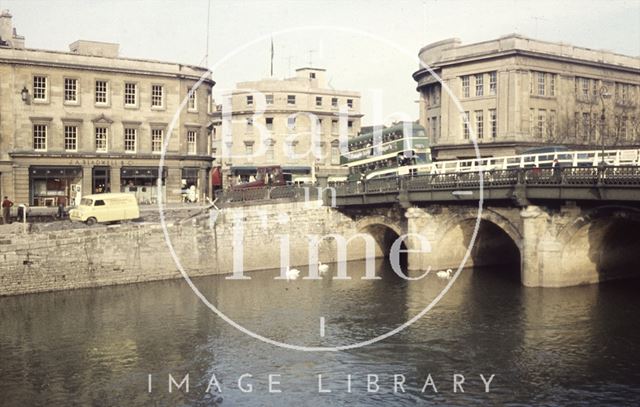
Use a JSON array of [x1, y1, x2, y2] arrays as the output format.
[[0, 10, 215, 206], [414, 34, 640, 160], [211, 67, 362, 185]]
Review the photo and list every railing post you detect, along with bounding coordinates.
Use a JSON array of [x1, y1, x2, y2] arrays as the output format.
[[512, 169, 530, 206], [597, 163, 605, 186], [18, 204, 27, 234], [517, 169, 525, 185]]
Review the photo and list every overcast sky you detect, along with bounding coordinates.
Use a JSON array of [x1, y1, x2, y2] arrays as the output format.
[[3, 0, 639, 125]]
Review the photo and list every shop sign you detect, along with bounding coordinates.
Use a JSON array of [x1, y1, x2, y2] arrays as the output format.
[[68, 159, 134, 166]]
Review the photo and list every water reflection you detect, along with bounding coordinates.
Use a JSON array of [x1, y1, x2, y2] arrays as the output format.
[[1, 262, 639, 406]]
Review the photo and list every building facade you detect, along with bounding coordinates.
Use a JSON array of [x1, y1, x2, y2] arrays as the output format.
[[0, 10, 215, 206], [414, 34, 640, 160], [212, 67, 362, 186]]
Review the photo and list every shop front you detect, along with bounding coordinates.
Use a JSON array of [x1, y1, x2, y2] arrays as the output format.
[[181, 167, 199, 202], [92, 166, 111, 194], [29, 166, 83, 207], [120, 167, 167, 204], [10, 153, 213, 206]]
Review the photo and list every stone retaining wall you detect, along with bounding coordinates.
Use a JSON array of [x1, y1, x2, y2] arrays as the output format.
[[0, 200, 373, 296]]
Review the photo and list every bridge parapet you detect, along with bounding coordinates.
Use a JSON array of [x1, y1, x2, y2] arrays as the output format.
[[216, 185, 321, 207], [333, 166, 640, 206]]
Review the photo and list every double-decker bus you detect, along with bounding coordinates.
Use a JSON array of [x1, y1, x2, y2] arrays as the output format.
[[340, 122, 431, 180]]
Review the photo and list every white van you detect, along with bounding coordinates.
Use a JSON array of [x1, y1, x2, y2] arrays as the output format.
[[69, 193, 140, 225]]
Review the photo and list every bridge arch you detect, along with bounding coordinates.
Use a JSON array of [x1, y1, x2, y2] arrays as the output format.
[[427, 208, 522, 279], [355, 215, 404, 238], [432, 208, 523, 248], [557, 206, 640, 283], [355, 215, 407, 260]]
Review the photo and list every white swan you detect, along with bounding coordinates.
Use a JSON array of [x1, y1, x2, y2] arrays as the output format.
[[436, 269, 452, 279], [318, 262, 329, 274], [285, 267, 300, 281]]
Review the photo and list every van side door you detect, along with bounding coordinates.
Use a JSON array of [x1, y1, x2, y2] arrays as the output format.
[[93, 199, 108, 222]]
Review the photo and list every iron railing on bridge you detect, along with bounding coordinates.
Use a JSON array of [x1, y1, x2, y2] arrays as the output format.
[[214, 167, 640, 204], [333, 166, 640, 197], [216, 185, 321, 205]]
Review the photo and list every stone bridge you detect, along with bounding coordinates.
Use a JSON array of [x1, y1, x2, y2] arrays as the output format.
[[338, 203, 640, 287], [317, 166, 640, 287], [214, 167, 640, 287]]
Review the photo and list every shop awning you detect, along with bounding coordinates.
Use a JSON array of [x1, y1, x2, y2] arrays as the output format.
[[211, 167, 222, 186], [30, 166, 82, 177], [231, 165, 311, 174], [231, 166, 257, 175], [121, 167, 167, 179], [282, 166, 311, 174]]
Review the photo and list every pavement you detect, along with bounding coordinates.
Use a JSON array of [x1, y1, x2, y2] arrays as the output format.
[[0, 203, 212, 233]]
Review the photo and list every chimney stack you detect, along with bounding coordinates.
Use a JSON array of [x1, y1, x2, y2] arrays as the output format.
[[0, 10, 13, 45], [0, 10, 25, 48]]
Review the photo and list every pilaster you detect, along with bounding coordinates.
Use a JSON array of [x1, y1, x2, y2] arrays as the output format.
[[520, 205, 552, 286], [81, 165, 92, 197], [166, 166, 182, 203], [109, 165, 121, 193], [405, 206, 438, 271]]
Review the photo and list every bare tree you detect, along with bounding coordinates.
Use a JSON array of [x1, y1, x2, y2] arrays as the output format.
[[538, 82, 639, 149], [629, 115, 640, 144], [544, 108, 593, 148], [609, 101, 640, 147], [544, 111, 574, 145]]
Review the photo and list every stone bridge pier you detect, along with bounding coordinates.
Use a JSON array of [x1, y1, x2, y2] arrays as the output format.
[[350, 203, 640, 287]]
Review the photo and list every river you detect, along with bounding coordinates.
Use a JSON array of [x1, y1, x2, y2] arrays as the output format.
[[1, 260, 639, 406]]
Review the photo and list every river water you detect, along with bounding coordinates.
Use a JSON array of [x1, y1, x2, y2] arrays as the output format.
[[1, 260, 639, 406]]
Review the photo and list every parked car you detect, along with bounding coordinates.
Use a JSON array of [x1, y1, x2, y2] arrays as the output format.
[[68, 193, 139, 225]]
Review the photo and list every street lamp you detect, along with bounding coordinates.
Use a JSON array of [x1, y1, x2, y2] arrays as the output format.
[[599, 86, 611, 168], [20, 86, 29, 103]]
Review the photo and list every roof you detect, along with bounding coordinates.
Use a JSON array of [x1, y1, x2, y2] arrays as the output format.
[[0, 46, 212, 81], [295, 67, 327, 71], [416, 34, 640, 73], [349, 122, 424, 144], [82, 192, 137, 200]]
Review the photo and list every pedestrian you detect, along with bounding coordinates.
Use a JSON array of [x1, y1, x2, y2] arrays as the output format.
[[552, 159, 561, 182], [398, 153, 406, 166], [2, 196, 14, 224]]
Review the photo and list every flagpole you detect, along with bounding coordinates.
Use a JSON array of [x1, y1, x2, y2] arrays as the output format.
[[270, 37, 274, 77], [205, 0, 211, 66]]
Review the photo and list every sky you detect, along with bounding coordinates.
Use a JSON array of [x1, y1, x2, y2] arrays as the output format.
[[2, 0, 639, 125]]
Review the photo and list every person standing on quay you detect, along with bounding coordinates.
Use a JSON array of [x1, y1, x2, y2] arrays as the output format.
[[2, 196, 14, 224]]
